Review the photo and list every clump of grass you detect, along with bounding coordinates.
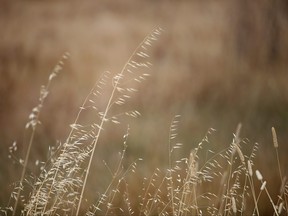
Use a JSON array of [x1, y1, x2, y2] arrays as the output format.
[[5, 27, 163, 216], [2, 28, 287, 216]]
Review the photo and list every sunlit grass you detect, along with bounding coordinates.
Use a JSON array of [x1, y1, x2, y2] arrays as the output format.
[[1, 28, 287, 216]]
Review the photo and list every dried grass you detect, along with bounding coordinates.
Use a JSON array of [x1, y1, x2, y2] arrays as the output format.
[[1, 28, 287, 216]]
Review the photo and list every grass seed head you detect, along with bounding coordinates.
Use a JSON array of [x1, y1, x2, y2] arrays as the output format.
[[247, 160, 253, 177], [271, 127, 278, 148], [256, 170, 263, 181], [231, 196, 237, 214]]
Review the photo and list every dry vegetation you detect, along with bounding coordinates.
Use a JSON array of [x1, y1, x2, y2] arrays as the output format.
[[1, 0, 288, 215], [1, 27, 288, 216]]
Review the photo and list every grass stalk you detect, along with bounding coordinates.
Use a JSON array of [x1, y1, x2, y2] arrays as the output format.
[[12, 53, 69, 216], [75, 28, 163, 216]]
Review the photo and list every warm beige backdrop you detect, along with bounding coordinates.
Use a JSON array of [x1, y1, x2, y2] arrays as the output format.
[[1, 0, 288, 214]]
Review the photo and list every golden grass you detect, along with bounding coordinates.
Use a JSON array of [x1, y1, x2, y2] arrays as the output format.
[[1, 1, 288, 215], [1, 28, 287, 215]]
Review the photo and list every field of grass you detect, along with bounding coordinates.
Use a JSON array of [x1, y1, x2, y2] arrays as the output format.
[[1, 0, 288, 215]]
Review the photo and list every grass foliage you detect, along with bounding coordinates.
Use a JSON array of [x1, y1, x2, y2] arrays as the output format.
[[1, 28, 288, 216]]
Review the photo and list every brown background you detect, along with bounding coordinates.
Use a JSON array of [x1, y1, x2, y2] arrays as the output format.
[[1, 0, 288, 214]]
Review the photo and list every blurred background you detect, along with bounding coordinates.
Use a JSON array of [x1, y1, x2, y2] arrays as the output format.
[[1, 0, 288, 214]]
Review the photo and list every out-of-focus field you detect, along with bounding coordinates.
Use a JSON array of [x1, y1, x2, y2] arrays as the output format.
[[1, 0, 288, 214]]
